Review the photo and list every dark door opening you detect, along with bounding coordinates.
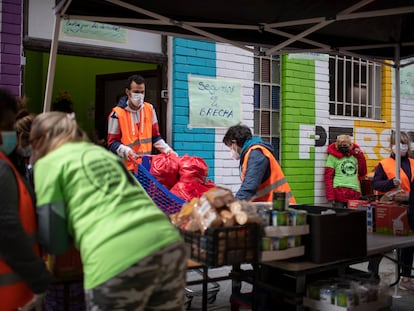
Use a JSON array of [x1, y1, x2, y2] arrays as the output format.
[[95, 69, 165, 145]]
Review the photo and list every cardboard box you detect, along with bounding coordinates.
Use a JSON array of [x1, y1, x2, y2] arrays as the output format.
[[375, 203, 412, 236], [348, 200, 376, 233], [261, 245, 305, 262], [264, 224, 309, 237], [302, 296, 392, 311], [292, 205, 367, 263]]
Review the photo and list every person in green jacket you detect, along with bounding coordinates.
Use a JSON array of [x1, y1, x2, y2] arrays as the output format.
[[30, 111, 186, 310]]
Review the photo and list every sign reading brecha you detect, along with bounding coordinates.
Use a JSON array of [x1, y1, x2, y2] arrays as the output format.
[[188, 75, 241, 128]]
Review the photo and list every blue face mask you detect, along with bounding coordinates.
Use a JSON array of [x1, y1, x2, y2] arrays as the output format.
[[0, 131, 17, 155]]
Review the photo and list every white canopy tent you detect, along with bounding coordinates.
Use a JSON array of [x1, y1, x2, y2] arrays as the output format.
[[46, 0, 414, 176]]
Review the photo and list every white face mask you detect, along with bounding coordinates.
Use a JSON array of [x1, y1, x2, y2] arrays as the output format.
[[392, 143, 409, 156], [130, 93, 144, 108], [230, 147, 240, 160]]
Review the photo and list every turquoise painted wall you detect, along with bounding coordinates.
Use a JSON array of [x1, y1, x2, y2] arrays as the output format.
[[281, 56, 315, 204], [24, 50, 157, 136], [172, 38, 216, 180]]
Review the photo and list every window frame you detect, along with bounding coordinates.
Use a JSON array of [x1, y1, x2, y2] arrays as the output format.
[[329, 55, 382, 120], [253, 50, 281, 160]]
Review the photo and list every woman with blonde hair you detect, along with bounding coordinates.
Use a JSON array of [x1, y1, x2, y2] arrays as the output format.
[[373, 131, 414, 291], [30, 111, 186, 310], [324, 134, 367, 208]]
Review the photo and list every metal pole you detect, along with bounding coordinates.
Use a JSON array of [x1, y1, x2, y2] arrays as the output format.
[[392, 249, 402, 298], [43, 13, 62, 112], [394, 45, 401, 180]]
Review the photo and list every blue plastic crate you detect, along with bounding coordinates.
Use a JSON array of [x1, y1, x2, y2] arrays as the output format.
[[134, 161, 185, 215]]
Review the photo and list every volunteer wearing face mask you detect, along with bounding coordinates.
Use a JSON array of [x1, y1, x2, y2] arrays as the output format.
[[373, 131, 414, 195], [0, 88, 51, 311], [8, 108, 35, 188], [108, 74, 177, 171], [324, 134, 367, 208], [223, 124, 296, 203], [372, 131, 414, 292]]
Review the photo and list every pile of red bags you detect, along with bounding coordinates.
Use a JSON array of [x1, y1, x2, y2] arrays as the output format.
[[149, 153, 215, 201], [150, 153, 180, 189]]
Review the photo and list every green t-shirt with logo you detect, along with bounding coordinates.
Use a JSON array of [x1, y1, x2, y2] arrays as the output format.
[[325, 154, 360, 192], [34, 142, 182, 289]]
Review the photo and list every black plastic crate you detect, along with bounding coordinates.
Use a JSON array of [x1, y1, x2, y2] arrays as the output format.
[[181, 224, 259, 267], [292, 205, 367, 263]]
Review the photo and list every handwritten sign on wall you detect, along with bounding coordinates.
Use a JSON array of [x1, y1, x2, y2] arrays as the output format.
[[401, 63, 414, 98], [188, 75, 241, 128], [62, 20, 127, 43]]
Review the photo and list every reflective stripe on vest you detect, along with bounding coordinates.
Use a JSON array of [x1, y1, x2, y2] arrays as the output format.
[[0, 153, 38, 309], [379, 157, 414, 193], [0, 272, 22, 286], [241, 145, 296, 203], [114, 104, 154, 170]]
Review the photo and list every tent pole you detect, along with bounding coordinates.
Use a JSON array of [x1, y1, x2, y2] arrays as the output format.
[[43, 13, 62, 112], [395, 45, 401, 180]]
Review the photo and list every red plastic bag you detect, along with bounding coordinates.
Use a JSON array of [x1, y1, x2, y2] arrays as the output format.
[[150, 153, 180, 189], [170, 180, 215, 201], [178, 155, 209, 183]]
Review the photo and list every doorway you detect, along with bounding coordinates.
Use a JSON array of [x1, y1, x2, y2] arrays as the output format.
[[95, 69, 165, 144]]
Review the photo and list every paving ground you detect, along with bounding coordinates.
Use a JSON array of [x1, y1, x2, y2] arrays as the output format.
[[185, 254, 414, 310]]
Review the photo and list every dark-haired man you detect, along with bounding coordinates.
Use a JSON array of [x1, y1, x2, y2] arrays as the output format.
[[108, 74, 176, 171]]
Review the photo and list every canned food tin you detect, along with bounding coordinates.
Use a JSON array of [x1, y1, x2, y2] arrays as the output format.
[[295, 210, 307, 225], [295, 235, 302, 247], [273, 191, 287, 211], [271, 237, 288, 250], [320, 285, 336, 304], [287, 236, 296, 248], [261, 237, 272, 251], [271, 210, 288, 226], [288, 210, 297, 226], [336, 288, 356, 307], [308, 283, 321, 300]]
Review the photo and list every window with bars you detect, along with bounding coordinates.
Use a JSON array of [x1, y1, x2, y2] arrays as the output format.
[[253, 51, 281, 160], [329, 55, 382, 119]]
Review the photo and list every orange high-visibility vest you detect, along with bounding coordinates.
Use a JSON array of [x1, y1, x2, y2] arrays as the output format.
[[114, 103, 154, 170], [241, 145, 296, 203], [378, 157, 414, 193], [0, 153, 40, 311]]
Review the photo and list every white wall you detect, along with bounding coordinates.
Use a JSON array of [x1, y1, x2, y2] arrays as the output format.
[[314, 59, 331, 205], [28, 0, 162, 54], [215, 43, 254, 194]]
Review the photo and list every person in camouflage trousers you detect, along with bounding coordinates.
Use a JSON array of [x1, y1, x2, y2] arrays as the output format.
[[30, 111, 187, 311], [86, 241, 186, 310]]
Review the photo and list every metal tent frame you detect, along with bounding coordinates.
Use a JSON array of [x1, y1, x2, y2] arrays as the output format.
[[46, 0, 414, 175]]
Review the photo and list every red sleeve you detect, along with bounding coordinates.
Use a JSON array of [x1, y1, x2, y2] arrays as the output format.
[[324, 167, 335, 201], [152, 123, 161, 137], [354, 152, 367, 178]]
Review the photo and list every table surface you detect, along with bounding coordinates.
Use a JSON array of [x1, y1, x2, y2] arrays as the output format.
[[261, 232, 414, 273]]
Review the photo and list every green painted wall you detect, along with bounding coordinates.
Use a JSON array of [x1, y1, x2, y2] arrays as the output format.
[[281, 56, 315, 204], [24, 50, 157, 136]]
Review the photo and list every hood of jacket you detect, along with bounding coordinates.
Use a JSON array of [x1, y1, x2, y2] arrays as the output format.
[[117, 95, 128, 108], [327, 142, 362, 159], [240, 137, 274, 163]]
